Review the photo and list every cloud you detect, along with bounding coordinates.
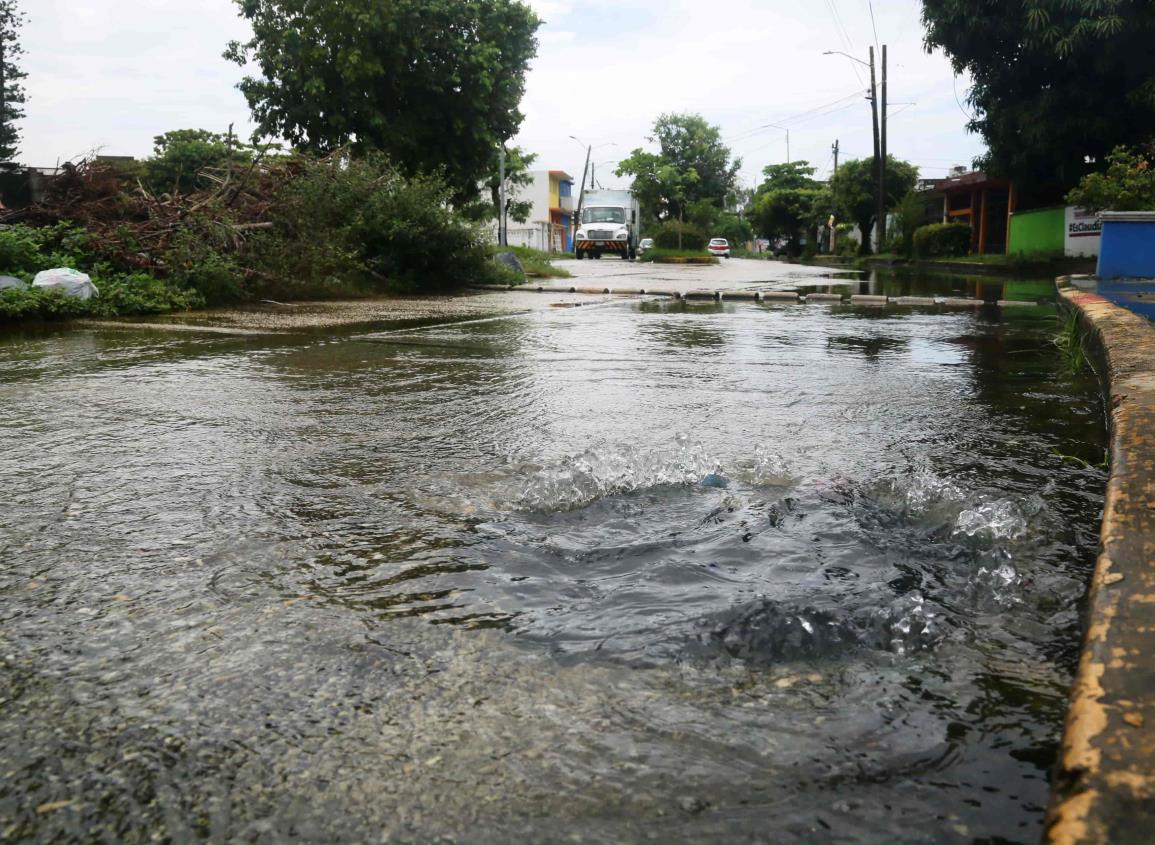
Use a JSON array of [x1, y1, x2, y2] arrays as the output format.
[[525, 0, 573, 22], [516, 0, 986, 188], [19, 0, 985, 184]]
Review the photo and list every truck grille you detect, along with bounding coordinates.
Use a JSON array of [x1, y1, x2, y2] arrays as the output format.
[[589, 230, 614, 240]]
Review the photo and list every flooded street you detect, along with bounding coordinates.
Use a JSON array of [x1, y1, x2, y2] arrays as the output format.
[[0, 263, 1107, 843]]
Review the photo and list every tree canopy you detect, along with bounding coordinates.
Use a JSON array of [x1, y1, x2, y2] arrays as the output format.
[[830, 157, 918, 255], [750, 162, 828, 253], [1067, 145, 1155, 212], [144, 129, 254, 195], [922, 0, 1155, 190], [0, 0, 28, 163], [462, 145, 538, 224], [616, 114, 741, 223], [225, 0, 540, 200]]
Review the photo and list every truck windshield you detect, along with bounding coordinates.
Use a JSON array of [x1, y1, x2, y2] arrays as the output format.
[[582, 207, 625, 224]]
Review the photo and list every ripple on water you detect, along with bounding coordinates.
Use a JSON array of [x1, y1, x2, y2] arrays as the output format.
[[0, 298, 1106, 843]]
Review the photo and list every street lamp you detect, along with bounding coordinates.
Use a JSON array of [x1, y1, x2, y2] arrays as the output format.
[[757, 123, 790, 163], [824, 47, 887, 249], [590, 158, 620, 188], [823, 50, 871, 69]]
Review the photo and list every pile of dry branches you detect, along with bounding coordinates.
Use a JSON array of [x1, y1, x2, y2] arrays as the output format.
[[1, 154, 308, 272]]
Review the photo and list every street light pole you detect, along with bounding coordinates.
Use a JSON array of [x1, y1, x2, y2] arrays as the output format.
[[498, 145, 507, 247], [868, 46, 882, 253], [570, 136, 593, 257], [823, 49, 884, 252], [879, 44, 888, 247], [760, 124, 790, 163], [569, 138, 616, 256]]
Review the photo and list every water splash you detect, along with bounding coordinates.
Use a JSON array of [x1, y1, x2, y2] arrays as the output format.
[[903, 470, 967, 516], [702, 592, 948, 666], [515, 435, 719, 513], [736, 446, 796, 488], [954, 499, 1030, 542]]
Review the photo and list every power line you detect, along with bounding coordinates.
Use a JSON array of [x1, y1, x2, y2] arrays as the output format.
[[725, 90, 867, 144], [739, 99, 867, 161], [953, 75, 974, 122], [825, 0, 864, 84], [867, 0, 880, 55]]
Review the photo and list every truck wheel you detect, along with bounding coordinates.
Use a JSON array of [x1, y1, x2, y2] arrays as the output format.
[[621, 250, 630, 260], [576, 249, 584, 260]]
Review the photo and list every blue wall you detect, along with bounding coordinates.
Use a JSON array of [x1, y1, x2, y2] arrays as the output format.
[[1098, 217, 1155, 279]]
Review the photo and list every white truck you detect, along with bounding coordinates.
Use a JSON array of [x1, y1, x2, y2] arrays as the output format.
[[575, 189, 641, 260]]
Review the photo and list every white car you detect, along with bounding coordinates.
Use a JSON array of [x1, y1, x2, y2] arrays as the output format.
[[638, 237, 655, 256], [708, 238, 731, 258]]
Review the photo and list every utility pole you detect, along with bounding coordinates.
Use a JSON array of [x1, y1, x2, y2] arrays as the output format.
[[868, 46, 882, 253], [2, 38, 8, 161], [498, 146, 507, 247], [831, 139, 840, 254], [879, 44, 888, 247], [573, 143, 591, 255]]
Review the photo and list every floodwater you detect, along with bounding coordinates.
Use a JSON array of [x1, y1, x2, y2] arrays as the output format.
[[0, 284, 1107, 843]]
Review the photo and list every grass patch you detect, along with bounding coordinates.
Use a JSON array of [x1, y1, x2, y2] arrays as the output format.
[[1054, 308, 1088, 374], [491, 245, 572, 279], [642, 248, 719, 265]]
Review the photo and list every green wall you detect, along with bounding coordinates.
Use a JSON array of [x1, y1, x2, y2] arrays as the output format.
[[1008, 207, 1065, 255]]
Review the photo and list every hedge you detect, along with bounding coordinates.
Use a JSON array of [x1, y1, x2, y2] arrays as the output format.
[[912, 223, 972, 258]]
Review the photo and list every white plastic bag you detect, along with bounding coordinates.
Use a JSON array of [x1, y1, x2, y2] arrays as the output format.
[[32, 268, 99, 300]]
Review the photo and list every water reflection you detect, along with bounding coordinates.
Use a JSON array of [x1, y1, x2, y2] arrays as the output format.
[[791, 269, 1059, 304]]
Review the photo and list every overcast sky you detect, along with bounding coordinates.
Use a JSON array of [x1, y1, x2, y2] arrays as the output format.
[[21, 0, 986, 188]]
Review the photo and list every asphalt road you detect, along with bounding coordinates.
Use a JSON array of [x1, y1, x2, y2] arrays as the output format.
[[542, 256, 859, 294]]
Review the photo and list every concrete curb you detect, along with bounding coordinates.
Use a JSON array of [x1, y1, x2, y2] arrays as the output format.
[[464, 285, 1043, 311], [1047, 278, 1155, 845]]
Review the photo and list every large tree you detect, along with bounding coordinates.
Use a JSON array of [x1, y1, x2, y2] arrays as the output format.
[[616, 114, 741, 223], [751, 161, 829, 255], [830, 157, 919, 255], [225, 0, 540, 200], [922, 0, 1155, 191], [0, 0, 28, 163]]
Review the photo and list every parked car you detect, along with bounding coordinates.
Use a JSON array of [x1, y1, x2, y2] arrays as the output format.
[[708, 238, 731, 258], [638, 237, 655, 256]]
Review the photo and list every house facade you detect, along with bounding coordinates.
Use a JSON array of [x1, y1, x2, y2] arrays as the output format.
[[491, 170, 575, 253]]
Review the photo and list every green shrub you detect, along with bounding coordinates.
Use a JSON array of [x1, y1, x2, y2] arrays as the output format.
[[912, 223, 971, 258], [0, 226, 45, 272], [164, 225, 247, 304], [887, 192, 928, 258], [0, 288, 89, 322], [644, 248, 719, 265], [91, 272, 204, 316], [259, 154, 494, 295], [0, 223, 98, 277], [0, 270, 201, 324], [1068, 145, 1155, 211], [652, 221, 708, 251]]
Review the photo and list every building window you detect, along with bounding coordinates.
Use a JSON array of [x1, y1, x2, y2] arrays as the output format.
[[559, 181, 572, 198]]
